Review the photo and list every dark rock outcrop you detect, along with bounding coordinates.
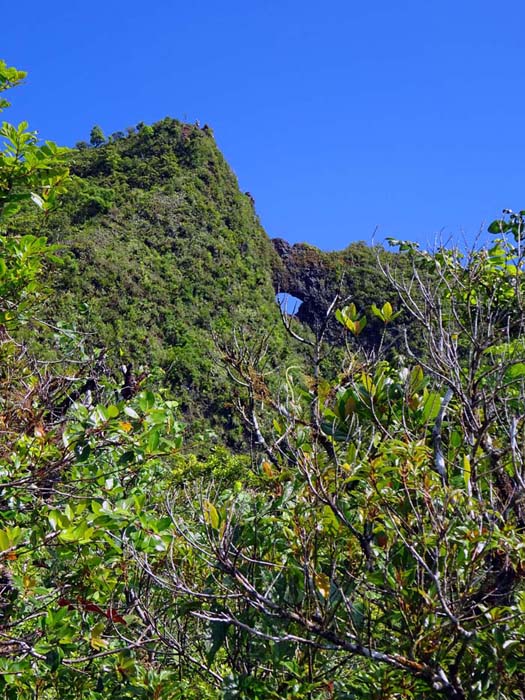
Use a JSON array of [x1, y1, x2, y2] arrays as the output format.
[[271, 238, 343, 333], [271, 237, 415, 352]]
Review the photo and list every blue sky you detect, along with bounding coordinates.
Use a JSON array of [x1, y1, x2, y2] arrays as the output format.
[[3, 0, 525, 250]]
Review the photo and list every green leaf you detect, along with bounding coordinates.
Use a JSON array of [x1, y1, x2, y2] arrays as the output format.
[[422, 392, 442, 422], [505, 362, 525, 381], [361, 372, 375, 395], [408, 364, 425, 395], [450, 430, 462, 448], [118, 450, 136, 465], [74, 442, 91, 462], [321, 505, 340, 535], [44, 649, 62, 672], [124, 406, 140, 420], [148, 428, 160, 452], [90, 621, 108, 650], [48, 510, 64, 531], [0, 530, 11, 551], [488, 219, 509, 234], [370, 304, 383, 319], [139, 391, 156, 411], [207, 619, 230, 666]]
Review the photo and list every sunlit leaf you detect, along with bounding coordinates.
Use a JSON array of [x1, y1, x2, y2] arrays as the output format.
[[203, 500, 220, 529], [315, 573, 331, 598]]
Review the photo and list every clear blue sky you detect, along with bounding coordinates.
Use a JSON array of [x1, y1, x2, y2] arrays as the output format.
[[3, 0, 525, 250]]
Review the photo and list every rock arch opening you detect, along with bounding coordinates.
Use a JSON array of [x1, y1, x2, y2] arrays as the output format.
[[276, 292, 303, 316]]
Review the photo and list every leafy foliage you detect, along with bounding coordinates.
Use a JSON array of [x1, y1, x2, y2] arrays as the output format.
[[142, 225, 525, 699], [2, 58, 525, 700], [0, 61, 217, 698]]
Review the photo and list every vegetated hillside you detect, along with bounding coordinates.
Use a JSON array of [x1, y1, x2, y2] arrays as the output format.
[[28, 119, 286, 431], [29, 119, 407, 430]]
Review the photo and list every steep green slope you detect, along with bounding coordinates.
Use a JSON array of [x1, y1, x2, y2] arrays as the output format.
[[32, 119, 289, 432]]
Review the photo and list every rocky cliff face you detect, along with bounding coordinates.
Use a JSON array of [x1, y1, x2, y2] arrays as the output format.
[[272, 238, 339, 330], [271, 237, 405, 348]]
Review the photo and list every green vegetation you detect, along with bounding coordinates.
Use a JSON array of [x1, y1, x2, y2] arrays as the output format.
[[1, 60, 525, 699], [10, 112, 411, 438], [32, 116, 296, 439]]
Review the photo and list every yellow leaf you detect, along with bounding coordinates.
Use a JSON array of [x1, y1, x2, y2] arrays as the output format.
[[382, 301, 393, 321], [23, 575, 35, 591], [463, 455, 471, 488], [345, 318, 357, 333], [315, 573, 331, 598], [261, 460, 274, 477], [361, 373, 375, 395], [90, 622, 108, 650], [119, 421, 133, 433], [203, 500, 220, 529]]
